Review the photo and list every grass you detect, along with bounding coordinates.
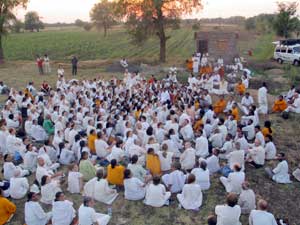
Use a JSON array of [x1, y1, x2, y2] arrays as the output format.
[[3, 27, 195, 63]]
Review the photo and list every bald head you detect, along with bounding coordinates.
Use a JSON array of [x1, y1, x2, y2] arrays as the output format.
[[258, 199, 268, 211]]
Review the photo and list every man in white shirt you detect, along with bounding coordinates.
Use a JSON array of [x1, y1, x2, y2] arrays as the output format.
[[265, 153, 291, 184], [206, 148, 221, 174], [247, 139, 265, 168], [249, 199, 277, 225], [226, 142, 245, 171], [242, 119, 255, 141], [180, 119, 194, 141], [240, 93, 254, 115], [215, 193, 242, 225], [195, 130, 209, 158], [285, 91, 300, 113], [95, 132, 110, 158], [220, 164, 245, 194], [180, 142, 196, 171]]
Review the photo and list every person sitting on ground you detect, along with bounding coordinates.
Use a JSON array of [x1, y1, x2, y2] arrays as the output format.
[[264, 135, 277, 160], [265, 153, 291, 184], [84, 168, 119, 205], [67, 163, 83, 194], [0, 81, 9, 95], [215, 193, 241, 225], [284, 90, 300, 113], [123, 169, 146, 201], [191, 160, 211, 190], [3, 153, 30, 180], [206, 148, 221, 174], [146, 148, 161, 176], [162, 161, 186, 193], [179, 141, 196, 172], [220, 163, 245, 194], [249, 199, 277, 225], [40, 81, 51, 94], [238, 181, 256, 215], [262, 120, 273, 137], [107, 159, 125, 186], [214, 95, 227, 114], [177, 174, 203, 211], [52, 191, 76, 225], [207, 214, 217, 225], [144, 175, 171, 208], [0, 188, 16, 225], [272, 95, 287, 113], [40, 175, 62, 205], [127, 155, 148, 182], [79, 151, 97, 182], [246, 139, 265, 169], [236, 80, 246, 96], [78, 196, 111, 225], [9, 170, 29, 199]]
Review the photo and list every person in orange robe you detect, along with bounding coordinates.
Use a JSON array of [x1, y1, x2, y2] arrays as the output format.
[[193, 118, 203, 132], [0, 189, 16, 225], [231, 103, 240, 121], [236, 81, 246, 95], [107, 159, 125, 186], [87, 129, 97, 154], [272, 95, 287, 112], [186, 59, 193, 72], [146, 148, 161, 176], [262, 121, 273, 137], [214, 96, 227, 114]]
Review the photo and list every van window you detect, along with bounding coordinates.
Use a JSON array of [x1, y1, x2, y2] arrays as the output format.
[[294, 47, 300, 53], [287, 49, 293, 53], [280, 48, 287, 53], [276, 48, 281, 52]]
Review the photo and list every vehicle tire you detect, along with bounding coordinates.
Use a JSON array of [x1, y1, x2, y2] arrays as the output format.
[[277, 58, 283, 64], [294, 60, 300, 66]]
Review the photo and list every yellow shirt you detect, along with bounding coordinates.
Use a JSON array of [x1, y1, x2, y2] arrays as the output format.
[[146, 154, 161, 176], [87, 134, 97, 154], [107, 164, 125, 185], [0, 197, 16, 225]]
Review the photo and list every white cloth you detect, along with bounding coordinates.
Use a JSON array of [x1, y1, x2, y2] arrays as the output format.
[[249, 210, 277, 225], [36, 166, 54, 184], [258, 87, 268, 114], [227, 150, 245, 171], [195, 136, 209, 158], [144, 183, 171, 207], [248, 146, 265, 166], [180, 148, 196, 170], [3, 162, 29, 180], [25, 201, 52, 225], [191, 168, 210, 190], [9, 177, 29, 199], [124, 177, 146, 201], [265, 142, 277, 160], [206, 155, 220, 174], [162, 170, 186, 193], [220, 171, 245, 194], [52, 200, 76, 225], [41, 181, 62, 204], [158, 151, 173, 171], [272, 160, 291, 184], [177, 183, 203, 210], [78, 204, 111, 225], [215, 204, 241, 225], [83, 178, 118, 205], [67, 171, 83, 194], [95, 139, 109, 158], [238, 189, 256, 214]]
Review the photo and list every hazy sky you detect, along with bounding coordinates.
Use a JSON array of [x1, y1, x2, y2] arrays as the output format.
[[16, 0, 297, 23]]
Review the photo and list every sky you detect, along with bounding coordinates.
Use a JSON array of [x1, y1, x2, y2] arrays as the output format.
[[15, 0, 298, 23]]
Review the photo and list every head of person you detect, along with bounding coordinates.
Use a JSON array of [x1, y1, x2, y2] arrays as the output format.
[[207, 215, 217, 225], [200, 160, 207, 170], [130, 155, 139, 165], [152, 176, 161, 186], [80, 151, 89, 161], [4, 154, 12, 162], [96, 168, 104, 181], [276, 152, 285, 162], [83, 196, 94, 207], [241, 181, 250, 190], [54, 191, 65, 202], [233, 163, 242, 172], [41, 175, 50, 186], [147, 148, 155, 155], [226, 193, 238, 207], [171, 161, 181, 171], [124, 169, 132, 179], [257, 199, 268, 211], [37, 157, 45, 166], [187, 173, 196, 184], [110, 159, 117, 169], [27, 192, 40, 202]]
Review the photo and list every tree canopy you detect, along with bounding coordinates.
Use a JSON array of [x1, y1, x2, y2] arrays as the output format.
[[90, 0, 118, 37], [273, 1, 299, 38], [24, 11, 44, 32], [116, 0, 202, 62], [0, 0, 29, 62]]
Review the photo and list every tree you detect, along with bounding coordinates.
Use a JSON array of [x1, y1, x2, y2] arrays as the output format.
[[24, 11, 44, 32], [90, 0, 118, 37], [83, 23, 93, 31], [245, 17, 256, 30], [11, 19, 24, 33], [273, 1, 299, 38], [75, 19, 85, 27], [116, 0, 202, 62], [0, 0, 28, 63]]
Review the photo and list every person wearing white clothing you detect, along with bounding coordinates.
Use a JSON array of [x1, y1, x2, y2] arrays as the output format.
[[83, 169, 118, 205], [3, 154, 29, 180], [265, 153, 291, 184], [67, 164, 83, 194], [124, 169, 146, 201], [284, 91, 300, 113], [191, 160, 210, 190], [179, 142, 196, 171], [40, 175, 62, 205], [226, 142, 245, 171], [220, 164, 245, 194], [264, 135, 277, 160], [25, 192, 52, 225], [206, 148, 221, 174], [144, 176, 171, 207], [162, 162, 186, 193], [258, 83, 268, 115], [238, 182, 256, 214], [177, 174, 203, 210], [254, 126, 265, 147], [247, 139, 265, 168], [249, 199, 277, 225], [9, 170, 29, 199], [95, 132, 110, 158], [52, 192, 76, 225], [215, 193, 241, 225], [242, 120, 255, 141], [78, 197, 111, 225], [195, 131, 209, 158], [158, 143, 174, 172]]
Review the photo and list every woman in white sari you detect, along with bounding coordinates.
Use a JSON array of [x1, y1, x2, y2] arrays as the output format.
[[52, 192, 76, 225], [83, 168, 118, 205], [40, 175, 62, 204], [124, 169, 146, 201]]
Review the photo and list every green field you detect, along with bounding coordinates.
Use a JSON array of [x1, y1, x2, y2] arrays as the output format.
[[3, 27, 195, 63]]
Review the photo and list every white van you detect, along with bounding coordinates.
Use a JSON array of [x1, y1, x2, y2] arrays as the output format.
[[273, 43, 300, 66]]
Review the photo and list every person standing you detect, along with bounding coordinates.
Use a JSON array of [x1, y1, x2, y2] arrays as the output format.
[[36, 55, 44, 75], [71, 56, 78, 76], [43, 54, 51, 74]]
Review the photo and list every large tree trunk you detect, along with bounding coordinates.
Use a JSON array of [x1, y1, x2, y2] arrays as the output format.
[[104, 25, 107, 37], [0, 35, 4, 64], [156, 9, 167, 63], [159, 36, 166, 63]]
